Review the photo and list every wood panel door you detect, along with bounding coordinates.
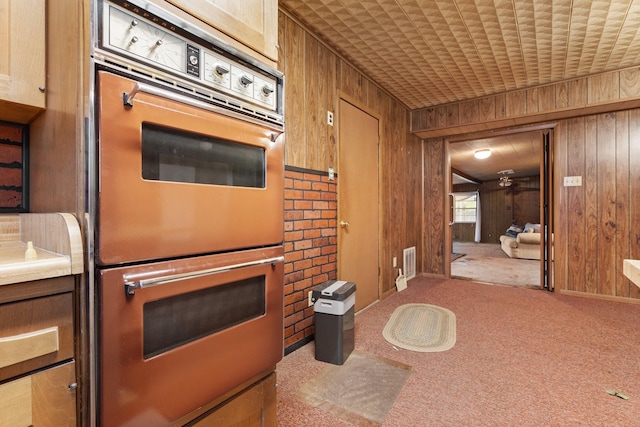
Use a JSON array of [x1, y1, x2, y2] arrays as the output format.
[[338, 99, 379, 311]]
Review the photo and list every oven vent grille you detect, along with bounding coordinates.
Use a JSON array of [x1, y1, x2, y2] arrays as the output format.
[[403, 246, 416, 280]]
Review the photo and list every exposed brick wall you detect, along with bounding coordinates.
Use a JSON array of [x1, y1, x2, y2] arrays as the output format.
[[283, 168, 337, 354], [0, 122, 26, 211]]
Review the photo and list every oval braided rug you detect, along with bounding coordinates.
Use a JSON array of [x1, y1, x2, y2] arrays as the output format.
[[382, 303, 456, 352]]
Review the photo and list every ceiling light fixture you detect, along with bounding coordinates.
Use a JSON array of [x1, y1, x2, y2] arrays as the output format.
[[474, 149, 491, 159]]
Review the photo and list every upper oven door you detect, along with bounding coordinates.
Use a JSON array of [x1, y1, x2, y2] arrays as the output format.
[[96, 71, 284, 265]]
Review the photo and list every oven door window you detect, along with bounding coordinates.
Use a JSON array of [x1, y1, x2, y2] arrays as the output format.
[[141, 123, 266, 188], [143, 276, 265, 359]]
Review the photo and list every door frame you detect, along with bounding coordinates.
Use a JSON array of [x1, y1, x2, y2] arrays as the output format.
[[336, 92, 382, 309], [444, 123, 556, 289]]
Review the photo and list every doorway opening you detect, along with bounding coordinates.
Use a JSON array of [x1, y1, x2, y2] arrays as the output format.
[[445, 126, 554, 290]]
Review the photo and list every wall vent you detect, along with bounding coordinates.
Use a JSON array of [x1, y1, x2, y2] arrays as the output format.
[[403, 246, 416, 280]]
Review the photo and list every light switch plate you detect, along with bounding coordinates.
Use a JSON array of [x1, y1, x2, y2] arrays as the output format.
[[564, 176, 582, 186]]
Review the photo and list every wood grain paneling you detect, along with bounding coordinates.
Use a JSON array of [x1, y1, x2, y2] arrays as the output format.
[[279, 10, 422, 302], [422, 72, 640, 301], [566, 118, 585, 292], [412, 67, 640, 139], [615, 111, 630, 298], [630, 110, 640, 299]]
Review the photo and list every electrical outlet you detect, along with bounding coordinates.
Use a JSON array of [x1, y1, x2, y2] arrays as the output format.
[[393, 256, 397, 267], [327, 111, 334, 126], [308, 290, 313, 307]]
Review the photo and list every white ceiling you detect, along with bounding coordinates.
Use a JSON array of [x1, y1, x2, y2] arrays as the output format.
[[280, 0, 640, 110], [450, 130, 542, 183]]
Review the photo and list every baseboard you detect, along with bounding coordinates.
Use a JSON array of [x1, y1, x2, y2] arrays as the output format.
[[559, 289, 640, 305]]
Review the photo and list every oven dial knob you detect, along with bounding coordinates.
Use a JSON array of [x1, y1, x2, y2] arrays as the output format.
[[215, 65, 229, 77], [262, 85, 274, 96], [189, 55, 198, 66], [240, 75, 253, 87]]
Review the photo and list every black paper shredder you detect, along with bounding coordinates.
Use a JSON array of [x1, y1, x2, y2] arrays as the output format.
[[311, 280, 356, 365]]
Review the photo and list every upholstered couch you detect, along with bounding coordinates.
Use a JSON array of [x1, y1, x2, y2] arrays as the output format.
[[500, 231, 542, 260]]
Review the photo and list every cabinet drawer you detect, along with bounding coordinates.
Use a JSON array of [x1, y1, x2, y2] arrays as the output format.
[[0, 293, 73, 382], [0, 361, 76, 427]]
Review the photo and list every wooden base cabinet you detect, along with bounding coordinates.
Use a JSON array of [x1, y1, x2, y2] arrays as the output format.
[[190, 373, 277, 427], [0, 278, 77, 427], [0, 361, 76, 427]]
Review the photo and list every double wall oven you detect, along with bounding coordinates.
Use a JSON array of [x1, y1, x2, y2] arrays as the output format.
[[90, 1, 284, 425]]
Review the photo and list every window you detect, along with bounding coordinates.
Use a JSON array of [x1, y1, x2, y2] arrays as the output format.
[[454, 192, 478, 223]]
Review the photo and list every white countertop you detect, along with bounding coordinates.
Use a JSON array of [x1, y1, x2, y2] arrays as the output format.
[[0, 213, 83, 286]]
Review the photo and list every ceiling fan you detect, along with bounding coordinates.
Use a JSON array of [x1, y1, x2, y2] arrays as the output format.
[[498, 169, 514, 187]]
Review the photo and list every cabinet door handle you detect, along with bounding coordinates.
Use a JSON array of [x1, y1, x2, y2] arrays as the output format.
[[0, 326, 59, 368]]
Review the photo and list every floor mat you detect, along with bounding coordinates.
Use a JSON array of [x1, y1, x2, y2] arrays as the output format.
[[382, 303, 456, 352], [297, 350, 411, 426]]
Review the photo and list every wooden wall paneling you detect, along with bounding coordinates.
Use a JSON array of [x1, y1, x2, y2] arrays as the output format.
[[588, 72, 619, 104], [446, 104, 459, 127], [505, 90, 527, 116], [436, 106, 447, 127], [478, 96, 495, 121], [425, 139, 445, 274], [596, 113, 617, 296], [304, 33, 319, 170], [315, 41, 328, 172], [283, 18, 305, 167], [619, 67, 640, 98], [325, 48, 337, 170], [495, 93, 506, 118], [378, 105, 390, 293], [539, 85, 556, 111], [527, 87, 539, 114], [568, 77, 588, 107], [410, 132, 423, 276], [566, 118, 586, 292], [615, 111, 631, 298], [460, 99, 478, 124], [556, 82, 569, 109], [629, 109, 640, 299], [280, 11, 429, 303], [553, 120, 568, 291], [584, 115, 598, 294]]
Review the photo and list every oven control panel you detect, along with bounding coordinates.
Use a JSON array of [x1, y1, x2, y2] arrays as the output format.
[[99, 1, 279, 113]]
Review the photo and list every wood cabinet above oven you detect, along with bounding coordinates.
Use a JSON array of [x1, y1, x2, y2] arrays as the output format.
[[0, 0, 46, 124], [164, 0, 278, 63]]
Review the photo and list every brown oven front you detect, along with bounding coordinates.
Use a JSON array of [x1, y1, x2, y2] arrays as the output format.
[[96, 71, 284, 266], [98, 246, 284, 426]]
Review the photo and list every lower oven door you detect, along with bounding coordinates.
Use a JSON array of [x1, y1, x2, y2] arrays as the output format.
[[98, 246, 284, 427]]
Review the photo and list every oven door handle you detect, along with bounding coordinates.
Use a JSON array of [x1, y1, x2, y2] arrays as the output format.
[[122, 82, 284, 134], [123, 256, 284, 296]]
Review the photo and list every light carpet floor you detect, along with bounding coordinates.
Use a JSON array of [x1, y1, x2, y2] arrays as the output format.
[[451, 242, 540, 288], [276, 276, 640, 426]]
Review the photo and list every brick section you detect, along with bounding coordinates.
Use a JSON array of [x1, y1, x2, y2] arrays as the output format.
[[0, 122, 26, 210], [283, 169, 337, 352]]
